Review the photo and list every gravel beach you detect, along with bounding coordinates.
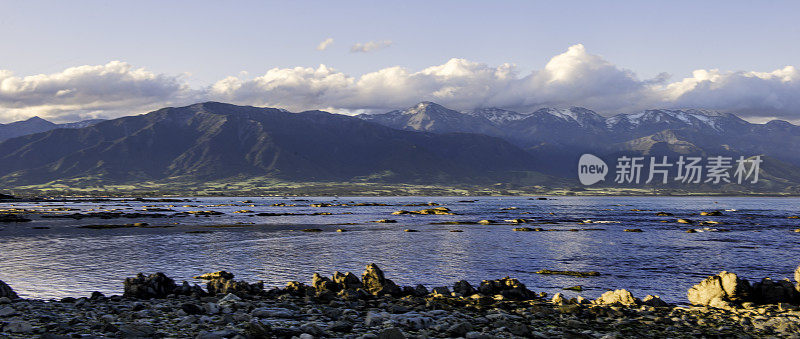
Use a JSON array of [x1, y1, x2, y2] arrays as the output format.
[[1, 264, 799, 338]]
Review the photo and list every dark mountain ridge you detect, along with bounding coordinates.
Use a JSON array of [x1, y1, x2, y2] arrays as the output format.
[[1, 101, 799, 192], [0, 102, 545, 186], [0, 116, 104, 142], [359, 103, 800, 166]]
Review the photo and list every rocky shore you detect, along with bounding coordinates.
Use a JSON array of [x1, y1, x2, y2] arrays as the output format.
[[1, 264, 799, 338]]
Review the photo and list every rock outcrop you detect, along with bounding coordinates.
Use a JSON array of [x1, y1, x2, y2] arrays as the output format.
[[391, 207, 454, 215], [196, 271, 263, 297], [194, 271, 235, 281], [0, 280, 19, 299], [642, 295, 669, 307], [453, 280, 476, 296], [332, 271, 362, 290], [123, 273, 178, 299], [595, 289, 639, 306], [312, 273, 340, 294], [477, 277, 534, 300], [285, 281, 307, 296], [174, 281, 206, 297], [795, 265, 800, 290], [362, 263, 401, 296], [687, 269, 800, 307], [751, 278, 799, 304], [8, 268, 800, 338], [687, 271, 752, 307]]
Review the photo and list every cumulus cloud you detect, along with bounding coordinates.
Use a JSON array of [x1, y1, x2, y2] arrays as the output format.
[[316, 38, 334, 51], [2, 45, 800, 123], [659, 66, 800, 120], [207, 44, 661, 113], [209, 44, 800, 122], [0, 61, 196, 122], [350, 40, 392, 53]]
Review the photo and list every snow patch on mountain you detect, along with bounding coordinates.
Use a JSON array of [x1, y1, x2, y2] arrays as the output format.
[[606, 109, 729, 131], [463, 108, 531, 124]]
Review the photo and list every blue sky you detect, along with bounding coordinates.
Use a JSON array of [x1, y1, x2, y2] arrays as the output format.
[[1, 0, 799, 122]]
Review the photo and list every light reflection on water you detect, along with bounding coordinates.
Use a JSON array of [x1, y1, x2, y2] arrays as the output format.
[[0, 196, 798, 303]]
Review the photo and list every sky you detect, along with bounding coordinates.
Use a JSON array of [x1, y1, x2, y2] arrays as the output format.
[[0, 0, 799, 123]]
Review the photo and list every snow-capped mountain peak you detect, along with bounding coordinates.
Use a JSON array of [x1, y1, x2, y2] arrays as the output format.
[[606, 109, 738, 131], [530, 107, 606, 127], [463, 108, 531, 124]]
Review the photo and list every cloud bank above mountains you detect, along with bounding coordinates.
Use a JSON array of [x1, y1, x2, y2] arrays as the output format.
[[1, 44, 798, 123]]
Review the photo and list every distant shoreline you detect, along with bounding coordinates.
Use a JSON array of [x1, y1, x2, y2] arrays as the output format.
[[4, 191, 800, 200]]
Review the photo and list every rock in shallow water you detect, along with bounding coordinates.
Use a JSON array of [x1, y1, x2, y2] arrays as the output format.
[[194, 271, 235, 280]]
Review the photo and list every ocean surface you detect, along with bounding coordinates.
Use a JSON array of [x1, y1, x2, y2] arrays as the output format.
[[1, 196, 798, 303]]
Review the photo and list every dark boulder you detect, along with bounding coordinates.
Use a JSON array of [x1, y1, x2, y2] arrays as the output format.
[[312, 273, 340, 293], [362, 263, 401, 296], [453, 280, 476, 296], [0, 280, 19, 299], [285, 281, 308, 296], [332, 271, 362, 290], [751, 278, 799, 304], [206, 278, 263, 297], [174, 281, 207, 297], [192, 270, 263, 297], [337, 288, 368, 300], [123, 273, 177, 299], [477, 277, 534, 300], [181, 302, 205, 315], [244, 320, 272, 338]]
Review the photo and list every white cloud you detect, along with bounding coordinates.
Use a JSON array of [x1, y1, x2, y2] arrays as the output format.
[[350, 40, 392, 53], [2, 45, 800, 123], [208, 44, 660, 114], [658, 66, 800, 120], [316, 38, 334, 51], [209, 44, 800, 122], [0, 61, 196, 122]]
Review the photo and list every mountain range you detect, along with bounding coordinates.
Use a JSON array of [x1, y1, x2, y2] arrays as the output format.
[[0, 102, 546, 187], [358, 102, 800, 182], [0, 117, 105, 142], [1, 101, 799, 193]]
